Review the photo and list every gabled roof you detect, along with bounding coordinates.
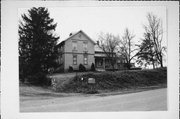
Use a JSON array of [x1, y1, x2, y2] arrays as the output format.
[[57, 30, 96, 47]]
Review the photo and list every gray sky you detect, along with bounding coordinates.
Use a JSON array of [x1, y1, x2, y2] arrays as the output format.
[[19, 6, 167, 45]]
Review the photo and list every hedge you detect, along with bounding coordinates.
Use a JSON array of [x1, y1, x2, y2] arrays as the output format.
[[54, 67, 167, 93]]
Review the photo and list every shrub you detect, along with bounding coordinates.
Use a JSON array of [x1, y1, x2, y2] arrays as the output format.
[[19, 71, 25, 83], [91, 63, 96, 71], [106, 69, 118, 71], [79, 64, 86, 72], [130, 67, 142, 70], [124, 63, 132, 69], [68, 66, 73, 72], [26, 72, 51, 86], [53, 64, 64, 73], [54, 67, 64, 73]]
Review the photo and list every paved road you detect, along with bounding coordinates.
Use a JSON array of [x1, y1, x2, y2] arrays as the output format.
[[20, 88, 167, 112]]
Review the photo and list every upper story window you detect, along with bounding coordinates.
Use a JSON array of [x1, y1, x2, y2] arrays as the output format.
[[72, 41, 77, 51], [83, 42, 88, 51], [84, 54, 88, 65]]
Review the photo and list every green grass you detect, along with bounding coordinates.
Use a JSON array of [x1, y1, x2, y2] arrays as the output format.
[[54, 67, 167, 93]]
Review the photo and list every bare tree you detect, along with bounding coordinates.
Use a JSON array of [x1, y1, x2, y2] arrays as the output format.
[[118, 28, 137, 69], [143, 13, 166, 68], [98, 33, 120, 71]]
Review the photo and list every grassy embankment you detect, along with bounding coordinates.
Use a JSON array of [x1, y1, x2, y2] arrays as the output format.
[[53, 67, 167, 93]]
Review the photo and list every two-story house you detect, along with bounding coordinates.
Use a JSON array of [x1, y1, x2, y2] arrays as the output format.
[[56, 30, 126, 72], [56, 30, 96, 71]]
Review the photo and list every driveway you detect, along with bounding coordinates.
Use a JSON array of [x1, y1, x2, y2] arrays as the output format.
[[20, 88, 167, 112]]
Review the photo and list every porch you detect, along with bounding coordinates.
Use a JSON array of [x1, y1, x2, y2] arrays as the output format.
[[95, 57, 115, 71]]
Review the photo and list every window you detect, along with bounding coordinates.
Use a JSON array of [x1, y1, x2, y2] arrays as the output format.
[[72, 41, 77, 51], [84, 55, 88, 65], [98, 59, 103, 66], [73, 55, 77, 65], [83, 42, 88, 51]]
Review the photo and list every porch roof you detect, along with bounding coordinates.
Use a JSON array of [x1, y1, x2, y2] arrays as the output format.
[[94, 44, 103, 52], [94, 52, 106, 58]]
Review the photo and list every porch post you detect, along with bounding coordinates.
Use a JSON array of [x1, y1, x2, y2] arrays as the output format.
[[103, 58, 105, 70]]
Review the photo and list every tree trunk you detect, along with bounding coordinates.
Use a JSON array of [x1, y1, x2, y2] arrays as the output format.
[[159, 55, 163, 67], [128, 63, 131, 70], [160, 60, 163, 67]]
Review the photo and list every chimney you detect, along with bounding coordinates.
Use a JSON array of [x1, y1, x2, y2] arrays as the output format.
[[97, 41, 99, 45], [69, 33, 73, 36]]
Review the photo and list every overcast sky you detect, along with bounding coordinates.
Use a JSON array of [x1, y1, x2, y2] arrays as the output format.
[[19, 6, 167, 45]]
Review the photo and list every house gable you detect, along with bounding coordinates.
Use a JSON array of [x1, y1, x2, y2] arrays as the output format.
[[64, 30, 95, 54], [64, 30, 95, 45]]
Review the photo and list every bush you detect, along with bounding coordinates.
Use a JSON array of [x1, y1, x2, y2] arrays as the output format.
[[53, 64, 64, 73], [54, 68, 64, 73], [130, 67, 142, 70], [68, 66, 73, 72], [124, 63, 132, 69], [106, 69, 118, 71], [79, 64, 86, 72], [91, 63, 96, 71], [19, 71, 25, 83], [26, 72, 51, 86]]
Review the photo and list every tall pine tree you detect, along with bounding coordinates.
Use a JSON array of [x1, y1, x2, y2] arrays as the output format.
[[19, 7, 59, 84]]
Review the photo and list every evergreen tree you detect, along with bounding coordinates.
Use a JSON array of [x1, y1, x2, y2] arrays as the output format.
[[19, 7, 59, 84], [137, 32, 157, 69], [91, 63, 95, 71]]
